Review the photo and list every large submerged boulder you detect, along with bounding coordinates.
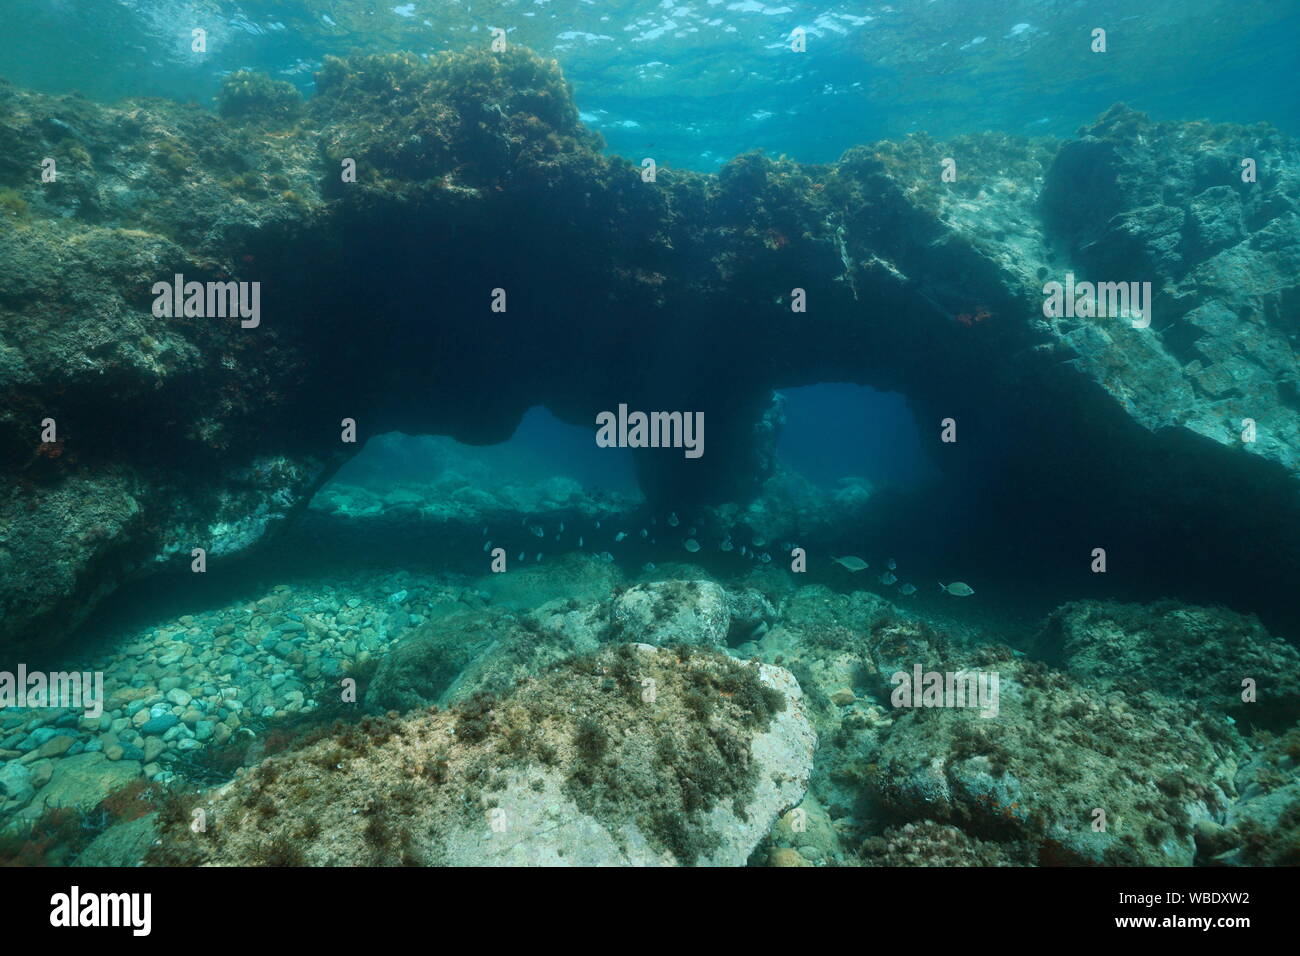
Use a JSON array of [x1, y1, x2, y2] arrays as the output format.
[[611, 579, 730, 648], [872, 671, 1238, 866], [152, 644, 816, 866]]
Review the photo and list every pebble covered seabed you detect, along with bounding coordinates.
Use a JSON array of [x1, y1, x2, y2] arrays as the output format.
[[0, 567, 436, 813]]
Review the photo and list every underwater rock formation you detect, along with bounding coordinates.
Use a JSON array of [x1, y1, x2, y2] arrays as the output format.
[[365, 589, 609, 714], [152, 644, 815, 866], [1217, 732, 1300, 865], [4, 538, 1297, 867], [1039, 599, 1300, 731], [722, 587, 1300, 867], [870, 643, 1239, 866], [3, 49, 1300, 650], [611, 580, 731, 649], [859, 820, 1032, 867], [364, 609, 514, 714]]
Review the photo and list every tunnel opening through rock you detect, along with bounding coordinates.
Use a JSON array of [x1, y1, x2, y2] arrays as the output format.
[[328, 412, 641, 500], [4, 49, 1300, 656], [773, 383, 938, 491]]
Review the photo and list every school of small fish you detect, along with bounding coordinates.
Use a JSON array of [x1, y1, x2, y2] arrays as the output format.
[[477, 513, 969, 599]]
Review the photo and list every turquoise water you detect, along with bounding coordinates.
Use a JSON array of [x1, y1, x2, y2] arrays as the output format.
[[4, 0, 1297, 168]]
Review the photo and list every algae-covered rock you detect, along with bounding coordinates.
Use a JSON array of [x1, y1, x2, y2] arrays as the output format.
[[76, 812, 158, 867], [1040, 600, 1300, 730], [869, 644, 1243, 866], [478, 553, 623, 611], [859, 821, 1032, 867], [216, 70, 303, 123], [612, 580, 730, 648], [152, 644, 815, 866], [1213, 731, 1300, 866], [725, 586, 777, 644], [14, 753, 143, 819], [366, 588, 616, 714], [365, 609, 509, 713]]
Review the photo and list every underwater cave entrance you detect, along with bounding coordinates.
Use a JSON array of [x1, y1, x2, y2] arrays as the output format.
[[774, 384, 938, 490], [286, 407, 647, 578], [328, 407, 640, 497], [64, 411, 643, 658]]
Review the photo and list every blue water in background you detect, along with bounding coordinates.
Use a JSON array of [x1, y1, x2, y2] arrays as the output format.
[[2, 0, 1297, 171], [335, 410, 641, 494], [336, 383, 931, 495], [777, 385, 934, 488]]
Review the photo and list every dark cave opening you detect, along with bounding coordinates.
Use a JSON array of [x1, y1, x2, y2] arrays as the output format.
[[774, 383, 938, 490]]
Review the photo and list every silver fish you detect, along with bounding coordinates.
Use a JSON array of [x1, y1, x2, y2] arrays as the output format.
[[832, 555, 869, 572], [887, 558, 897, 570], [880, 571, 897, 586], [939, 581, 975, 596], [615, 531, 627, 542], [899, 583, 917, 596]]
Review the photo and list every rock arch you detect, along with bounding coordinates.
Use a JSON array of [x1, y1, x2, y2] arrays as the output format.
[[2, 51, 1298, 649]]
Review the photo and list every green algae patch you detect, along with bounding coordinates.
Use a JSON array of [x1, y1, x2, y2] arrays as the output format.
[[217, 70, 304, 124], [554, 644, 788, 863], [313, 47, 602, 199]]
